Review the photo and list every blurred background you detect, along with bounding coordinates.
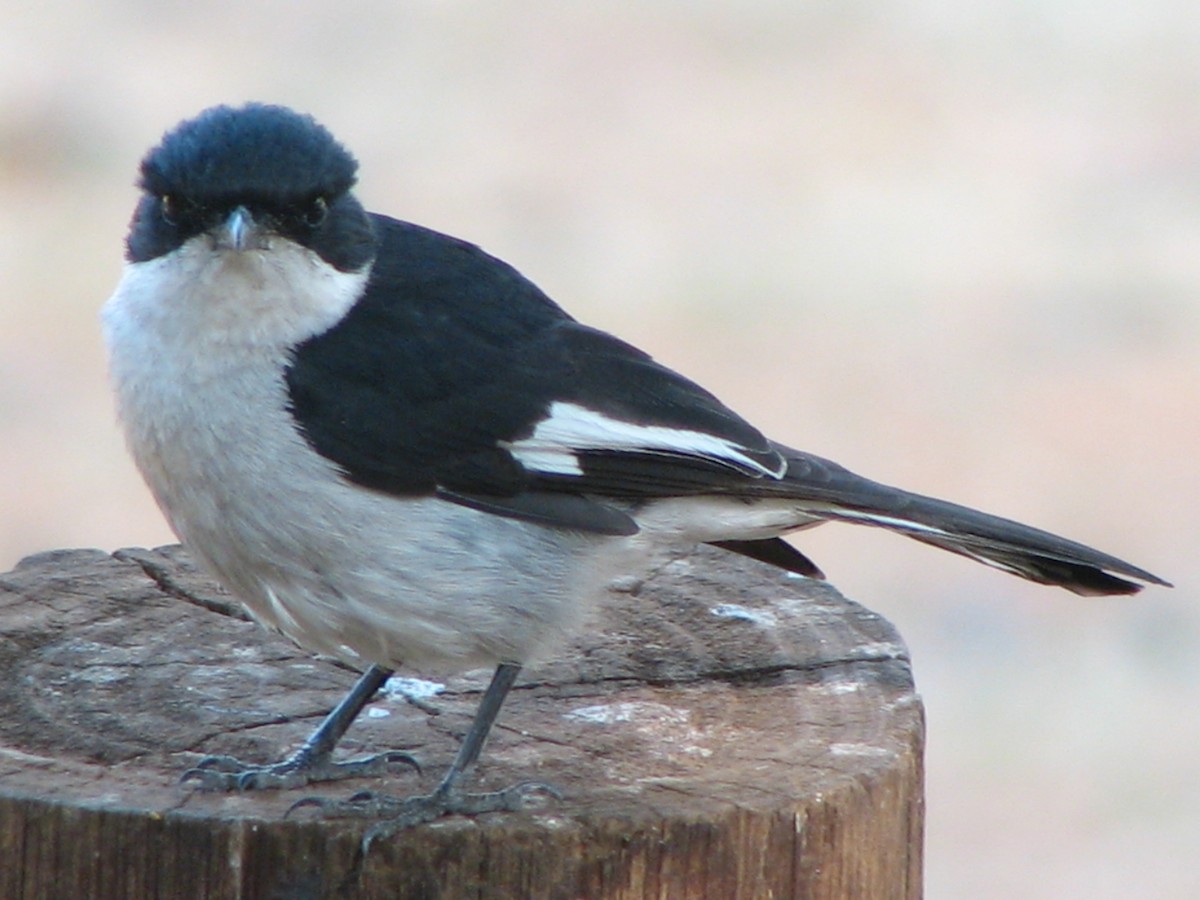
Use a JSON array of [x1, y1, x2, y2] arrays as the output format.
[[2, 3, 1196, 896]]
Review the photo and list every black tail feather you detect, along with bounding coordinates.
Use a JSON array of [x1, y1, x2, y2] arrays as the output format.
[[711, 537, 825, 579], [763, 445, 1170, 596], [905, 533, 1148, 596]]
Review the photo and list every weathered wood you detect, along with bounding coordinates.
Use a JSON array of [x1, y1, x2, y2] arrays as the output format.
[[0, 544, 923, 899]]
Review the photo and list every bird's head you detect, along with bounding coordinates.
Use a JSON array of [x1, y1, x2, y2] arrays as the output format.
[[126, 103, 377, 273]]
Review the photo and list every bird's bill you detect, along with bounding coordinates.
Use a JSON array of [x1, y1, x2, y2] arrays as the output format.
[[213, 205, 271, 252]]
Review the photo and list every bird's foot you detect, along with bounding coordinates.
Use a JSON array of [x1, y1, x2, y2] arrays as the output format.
[[180, 748, 420, 792], [290, 781, 562, 846]]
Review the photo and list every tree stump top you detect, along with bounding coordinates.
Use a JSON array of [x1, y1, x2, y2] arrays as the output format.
[[0, 544, 923, 899]]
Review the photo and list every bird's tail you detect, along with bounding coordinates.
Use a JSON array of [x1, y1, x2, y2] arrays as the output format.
[[735, 445, 1171, 596]]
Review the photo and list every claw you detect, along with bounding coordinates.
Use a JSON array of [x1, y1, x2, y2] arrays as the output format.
[[287, 779, 565, 850], [285, 795, 336, 818], [189, 754, 247, 773], [284, 791, 393, 819], [180, 749, 421, 793], [374, 751, 423, 777]]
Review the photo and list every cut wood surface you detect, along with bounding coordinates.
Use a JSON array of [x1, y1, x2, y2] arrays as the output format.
[[0, 544, 923, 899]]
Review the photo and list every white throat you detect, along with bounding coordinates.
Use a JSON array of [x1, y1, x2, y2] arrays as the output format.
[[102, 237, 371, 376]]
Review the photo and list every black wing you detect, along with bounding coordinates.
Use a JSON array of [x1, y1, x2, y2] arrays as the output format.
[[285, 215, 787, 534], [285, 216, 1168, 595]]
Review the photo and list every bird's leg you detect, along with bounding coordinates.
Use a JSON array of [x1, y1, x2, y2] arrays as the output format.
[[182, 664, 419, 791], [290, 662, 560, 846]]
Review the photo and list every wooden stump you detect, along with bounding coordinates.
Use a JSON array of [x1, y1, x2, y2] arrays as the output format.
[[0, 544, 923, 899]]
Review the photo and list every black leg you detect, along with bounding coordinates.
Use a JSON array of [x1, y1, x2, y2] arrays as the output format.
[[291, 662, 561, 846], [429, 661, 521, 795], [183, 664, 419, 791], [292, 665, 396, 763]]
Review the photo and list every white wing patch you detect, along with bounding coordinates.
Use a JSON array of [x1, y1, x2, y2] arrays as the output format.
[[826, 509, 950, 536], [502, 400, 785, 478]]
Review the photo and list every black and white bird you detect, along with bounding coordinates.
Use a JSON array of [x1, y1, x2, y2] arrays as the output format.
[[102, 103, 1168, 837]]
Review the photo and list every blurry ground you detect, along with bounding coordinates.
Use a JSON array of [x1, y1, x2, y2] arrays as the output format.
[[2, 4, 1197, 897]]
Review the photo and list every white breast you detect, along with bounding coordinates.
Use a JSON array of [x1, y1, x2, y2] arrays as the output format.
[[101, 240, 624, 671]]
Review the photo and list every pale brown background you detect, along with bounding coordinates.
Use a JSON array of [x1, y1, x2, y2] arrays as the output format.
[[2, 4, 1196, 897]]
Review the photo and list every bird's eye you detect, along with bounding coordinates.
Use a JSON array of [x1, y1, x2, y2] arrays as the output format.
[[304, 196, 329, 228], [160, 195, 178, 225]]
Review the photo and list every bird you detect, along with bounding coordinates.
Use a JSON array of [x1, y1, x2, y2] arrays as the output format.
[[102, 103, 1169, 841]]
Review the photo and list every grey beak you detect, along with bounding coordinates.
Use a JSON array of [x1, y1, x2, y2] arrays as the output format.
[[215, 206, 270, 251]]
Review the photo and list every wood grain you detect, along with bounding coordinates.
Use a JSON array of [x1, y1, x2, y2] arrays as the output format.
[[0, 544, 923, 899]]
